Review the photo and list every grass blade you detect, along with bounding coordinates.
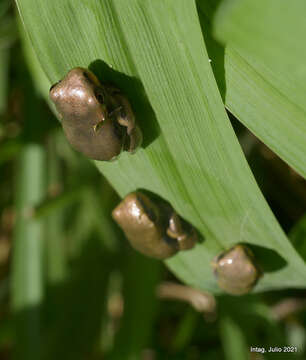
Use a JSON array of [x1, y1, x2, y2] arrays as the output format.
[[201, 0, 306, 178], [110, 252, 161, 359], [11, 144, 46, 360], [219, 316, 248, 360], [44, 135, 67, 285], [16, 0, 306, 293]]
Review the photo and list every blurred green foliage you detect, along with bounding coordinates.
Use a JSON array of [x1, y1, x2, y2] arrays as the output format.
[[0, 0, 305, 359]]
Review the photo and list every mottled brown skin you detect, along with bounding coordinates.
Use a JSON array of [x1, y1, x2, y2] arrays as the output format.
[[212, 245, 261, 295], [49, 67, 142, 161], [112, 192, 198, 260]]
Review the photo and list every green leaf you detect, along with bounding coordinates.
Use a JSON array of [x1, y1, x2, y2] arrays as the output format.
[[12, 145, 46, 309], [1, 19, 16, 47], [11, 60, 47, 360], [170, 309, 198, 352], [110, 252, 161, 360], [289, 214, 306, 263], [219, 316, 249, 360], [16, 0, 306, 293], [12, 144, 46, 360], [45, 135, 67, 285], [205, 0, 306, 178]]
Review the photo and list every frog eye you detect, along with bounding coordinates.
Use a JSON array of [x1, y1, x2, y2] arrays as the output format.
[[95, 88, 105, 104], [82, 70, 89, 79], [49, 80, 60, 92], [82, 70, 94, 83]]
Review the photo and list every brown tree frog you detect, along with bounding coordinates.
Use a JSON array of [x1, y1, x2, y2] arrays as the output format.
[[112, 192, 198, 259], [212, 244, 262, 295], [49, 67, 142, 161]]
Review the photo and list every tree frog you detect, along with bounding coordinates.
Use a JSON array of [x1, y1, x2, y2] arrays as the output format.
[[49, 67, 142, 161], [112, 192, 198, 259], [212, 244, 262, 295]]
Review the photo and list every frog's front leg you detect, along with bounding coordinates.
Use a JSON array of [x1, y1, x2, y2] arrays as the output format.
[[108, 89, 142, 152], [167, 212, 184, 239], [111, 93, 135, 131], [167, 213, 197, 250]]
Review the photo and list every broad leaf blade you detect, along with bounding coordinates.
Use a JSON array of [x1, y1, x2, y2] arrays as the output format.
[[203, 0, 306, 178], [16, 0, 306, 293]]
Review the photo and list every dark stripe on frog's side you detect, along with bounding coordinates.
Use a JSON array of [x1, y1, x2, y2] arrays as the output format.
[[136, 193, 157, 223]]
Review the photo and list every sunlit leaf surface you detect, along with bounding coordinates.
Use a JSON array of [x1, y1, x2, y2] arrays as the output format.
[[16, 0, 306, 293]]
